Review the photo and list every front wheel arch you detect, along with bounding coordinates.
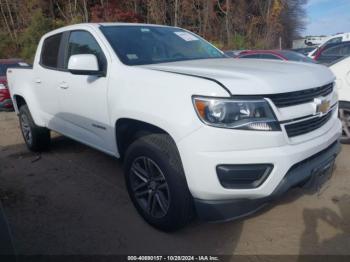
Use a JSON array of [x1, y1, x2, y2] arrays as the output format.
[[115, 118, 175, 159], [123, 133, 194, 231]]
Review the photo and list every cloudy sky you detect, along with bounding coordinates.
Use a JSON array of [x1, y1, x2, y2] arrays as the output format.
[[304, 0, 350, 36]]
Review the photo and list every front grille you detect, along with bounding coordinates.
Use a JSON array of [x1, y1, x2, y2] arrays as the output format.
[[284, 109, 333, 137], [266, 83, 333, 107]]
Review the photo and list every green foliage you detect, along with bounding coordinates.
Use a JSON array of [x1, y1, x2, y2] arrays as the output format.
[[251, 40, 266, 50], [229, 34, 247, 50], [0, 0, 307, 58], [0, 33, 18, 58], [210, 41, 225, 50], [19, 10, 53, 62]]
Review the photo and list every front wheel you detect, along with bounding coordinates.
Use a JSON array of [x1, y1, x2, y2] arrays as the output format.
[[339, 101, 350, 144], [19, 105, 51, 152], [124, 134, 194, 231]]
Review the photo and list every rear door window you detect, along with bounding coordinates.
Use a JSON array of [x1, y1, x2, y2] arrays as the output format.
[[41, 33, 63, 69]]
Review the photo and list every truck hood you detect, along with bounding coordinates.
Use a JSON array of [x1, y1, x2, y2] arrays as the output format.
[[142, 58, 334, 95]]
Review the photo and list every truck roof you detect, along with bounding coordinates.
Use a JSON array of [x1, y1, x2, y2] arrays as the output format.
[[42, 23, 175, 37], [97, 22, 172, 27]]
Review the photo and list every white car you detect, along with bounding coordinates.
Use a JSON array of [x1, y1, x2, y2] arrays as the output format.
[[7, 23, 341, 231], [309, 32, 350, 58], [330, 56, 350, 143]]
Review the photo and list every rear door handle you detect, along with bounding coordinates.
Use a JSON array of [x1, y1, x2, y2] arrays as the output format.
[[59, 82, 69, 89], [35, 78, 41, 84]]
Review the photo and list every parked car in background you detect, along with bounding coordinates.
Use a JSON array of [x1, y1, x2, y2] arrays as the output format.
[[237, 50, 315, 63], [0, 59, 30, 111], [304, 36, 328, 46], [314, 41, 350, 65], [329, 55, 350, 143], [292, 47, 316, 56], [309, 32, 350, 58]]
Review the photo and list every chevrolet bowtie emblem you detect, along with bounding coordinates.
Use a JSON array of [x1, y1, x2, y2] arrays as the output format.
[[314, 97, 330, 115]]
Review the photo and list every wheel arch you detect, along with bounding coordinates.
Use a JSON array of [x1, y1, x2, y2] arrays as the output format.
[[13, 94, 27, 112], [12, 92, 46, 127], [115, 118, 176, 159]]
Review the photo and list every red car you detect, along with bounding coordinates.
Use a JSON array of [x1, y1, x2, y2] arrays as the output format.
[[0, 59, 30, 111], [237, 50, 315, 63]]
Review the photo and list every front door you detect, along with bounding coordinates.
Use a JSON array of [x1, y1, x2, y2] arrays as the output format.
[[58, 30, 114, 154]]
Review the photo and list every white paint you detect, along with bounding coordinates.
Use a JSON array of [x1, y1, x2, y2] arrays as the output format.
[[7, 23, 341, 201], [330, 56, 350, 102]]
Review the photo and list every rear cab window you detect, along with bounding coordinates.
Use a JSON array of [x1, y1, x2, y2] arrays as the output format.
[[40, 33, 64, 69]]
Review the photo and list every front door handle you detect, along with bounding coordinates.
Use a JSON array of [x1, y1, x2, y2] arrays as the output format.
[[35, 78, 41, 84], [59, 82, 69, 89]]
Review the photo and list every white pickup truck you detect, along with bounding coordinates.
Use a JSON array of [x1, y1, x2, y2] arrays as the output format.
[[7, 23, 342, 231]]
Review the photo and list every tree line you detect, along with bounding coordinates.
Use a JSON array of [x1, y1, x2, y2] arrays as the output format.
[[0, 0, 308, 61]]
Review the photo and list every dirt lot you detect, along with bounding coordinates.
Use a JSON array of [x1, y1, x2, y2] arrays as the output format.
[[0, 111, 349, 256]]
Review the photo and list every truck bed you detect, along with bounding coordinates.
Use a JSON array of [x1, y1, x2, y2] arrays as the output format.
[[6, 67, 34, 112]]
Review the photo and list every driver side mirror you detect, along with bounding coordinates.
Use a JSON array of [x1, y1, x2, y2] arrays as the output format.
[[68, 54, 104, 76]]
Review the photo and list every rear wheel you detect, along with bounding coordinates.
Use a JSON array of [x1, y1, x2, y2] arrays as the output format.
[[124, 134, 193, 231], [339, 101, 350, 144], [19, 105, 50, 152]]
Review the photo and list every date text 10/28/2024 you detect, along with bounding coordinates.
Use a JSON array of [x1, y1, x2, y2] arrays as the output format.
[[127, 256, 220, 261]]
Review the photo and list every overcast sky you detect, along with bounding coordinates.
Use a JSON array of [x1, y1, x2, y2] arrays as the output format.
[[304, 0, 350, 36]]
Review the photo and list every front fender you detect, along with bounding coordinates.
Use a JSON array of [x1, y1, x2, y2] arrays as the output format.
[[108, 66, 229, 143]]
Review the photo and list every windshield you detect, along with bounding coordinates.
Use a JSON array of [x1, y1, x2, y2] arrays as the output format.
[[0, 62, 30, 76], [100, 25, 225, 65]]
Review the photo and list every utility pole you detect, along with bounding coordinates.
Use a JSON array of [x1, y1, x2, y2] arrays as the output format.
[[279, 36, 282, 50], [174, 0, 178, 26]]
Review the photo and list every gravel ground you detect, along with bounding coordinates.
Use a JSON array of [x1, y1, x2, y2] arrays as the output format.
[[0, 111, 349, 256]]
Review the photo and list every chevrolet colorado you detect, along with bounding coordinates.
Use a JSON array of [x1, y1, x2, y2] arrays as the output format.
[[7, 23, 342, 231]]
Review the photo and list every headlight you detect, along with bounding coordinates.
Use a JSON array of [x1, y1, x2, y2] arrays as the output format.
[[193, 96, 280, 131], [0, 83, 7, 90]]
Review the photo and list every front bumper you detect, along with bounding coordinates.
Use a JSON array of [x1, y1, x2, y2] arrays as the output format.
[[177, 113, 342, 221], [194, 140, 340, 221]]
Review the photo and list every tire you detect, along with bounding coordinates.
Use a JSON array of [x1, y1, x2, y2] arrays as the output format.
[[124, 134, 194, 231], [19, 105, 50, 152], [338, 101, 350, 144]]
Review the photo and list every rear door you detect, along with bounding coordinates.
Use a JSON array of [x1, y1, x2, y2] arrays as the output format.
[[58, 30, 113, 153], [35, 33, 67, 124]]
